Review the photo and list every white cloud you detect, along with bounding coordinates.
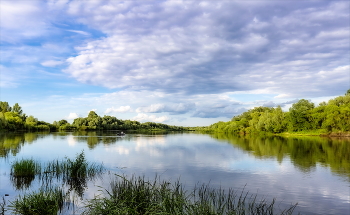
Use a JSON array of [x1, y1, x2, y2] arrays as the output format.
[[66, 30, 90, 36], [41, 60, 64, 67], [132, 113, 170, 123], [0, 1, 49, 43], [67, 112, 79, 119], [136, 104, 165, 113], [63, 0, 349, 99], [105, 106, 132, 113]]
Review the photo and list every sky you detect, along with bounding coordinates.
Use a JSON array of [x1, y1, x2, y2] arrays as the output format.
[[0, 0, 349, 126]]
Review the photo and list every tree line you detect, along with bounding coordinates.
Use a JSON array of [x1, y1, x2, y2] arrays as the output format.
[[198, 89, 350, 134], [0, 103, 186, 131]]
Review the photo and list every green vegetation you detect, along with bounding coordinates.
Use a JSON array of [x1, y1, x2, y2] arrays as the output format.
[[44, 151, 104, 180], [0, 102, 187, 132], [9, 187, 69, 215], [11, 159, 41, 177], [5, 175, 299, 215], [10, 151, 104, 180], [9, 151, 105, 195], [10, 159, 42, 190], [69, 111, 186, 131], [199, 90, 350, 136], [85, 175, 298, 215]]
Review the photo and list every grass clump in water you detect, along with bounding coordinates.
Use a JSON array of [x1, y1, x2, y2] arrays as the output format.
[[11, 159, 41, 178], [10, 159, 41, 189], [43, 151, 104, 180], [43, 151, 105, 197], [9, 187, 69, 215], [84, 175, 298, 215]]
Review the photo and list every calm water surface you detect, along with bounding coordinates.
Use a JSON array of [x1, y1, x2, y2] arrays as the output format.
[[0, 131, 349, 215]]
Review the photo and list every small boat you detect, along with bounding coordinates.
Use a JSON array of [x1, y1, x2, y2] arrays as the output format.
[[117, 131, 126, 136]]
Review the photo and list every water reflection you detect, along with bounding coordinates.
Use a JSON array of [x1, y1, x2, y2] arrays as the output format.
[[11, 174, 35, 190], [0, 132, 50, 157], [1, 131, 349, 180], [209, 133, 350, 179]]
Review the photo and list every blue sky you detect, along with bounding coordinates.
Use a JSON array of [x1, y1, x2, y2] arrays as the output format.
[[0, 0, 349, 126]]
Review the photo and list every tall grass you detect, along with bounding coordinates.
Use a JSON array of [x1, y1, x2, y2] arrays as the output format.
[[42, 151, 105, 180], [10, 151, 105, 192], [0, 196, 6, 215], [9, 187, 69, 215], [43, 151, 105, 197], [10, 159, 41, 189], [84, 175, 298, 215], [11, 159, 41, 177]]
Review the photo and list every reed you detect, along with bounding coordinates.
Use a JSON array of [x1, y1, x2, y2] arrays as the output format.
[[0, 196, 6, 215], [11, 159, 41, 178], [43, 151, 105, 180], [9, 187, 69, 215], [83, 175, 298, 215], [10, 159, 41, 190]]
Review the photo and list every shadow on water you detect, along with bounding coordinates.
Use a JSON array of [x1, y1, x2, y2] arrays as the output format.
[[209, 132, 350, 179]]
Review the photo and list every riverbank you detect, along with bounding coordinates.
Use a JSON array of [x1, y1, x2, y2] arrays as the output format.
[[278, 130, 350, 137]]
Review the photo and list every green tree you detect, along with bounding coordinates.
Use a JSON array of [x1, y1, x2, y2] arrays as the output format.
[[270, 106, 286, 133], [12, 103, 23, 115], [25, 116, 37, 125], [288, 99, 315, 131], [58, 119, 68, 126], [88, 111, 99, 119], [0, 101, 12, 113], [0, 112, 7, 130], [4, 112, 24, 130]]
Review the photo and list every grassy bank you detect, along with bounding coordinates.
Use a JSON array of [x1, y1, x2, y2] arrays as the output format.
[[278, 130, 350, 137]]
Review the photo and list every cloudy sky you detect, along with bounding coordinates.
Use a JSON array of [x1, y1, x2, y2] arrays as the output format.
[[0, 0, 349, 126]]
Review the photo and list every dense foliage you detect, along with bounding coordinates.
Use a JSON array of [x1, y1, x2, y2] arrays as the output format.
[[68, 111, 185, 131], [200, 90, 350, 134], [0, 102, 186, 131]]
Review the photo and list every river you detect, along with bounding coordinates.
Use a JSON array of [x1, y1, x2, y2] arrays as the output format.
[[0, 131, 349, 214]]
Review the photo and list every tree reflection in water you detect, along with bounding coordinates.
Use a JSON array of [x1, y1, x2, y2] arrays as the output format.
[[209, 133, 350, 179]]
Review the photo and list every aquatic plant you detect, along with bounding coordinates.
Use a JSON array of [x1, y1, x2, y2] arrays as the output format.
[[42, 151, 105, 197], [42, 151, 104, 179], [10, 151, 105, 196], [0, 196, 6, 215], [83, 175, 298, 215], [11, 159, 41, 177], [10, 159, 41, 190], [9, 187, 69, 215]]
